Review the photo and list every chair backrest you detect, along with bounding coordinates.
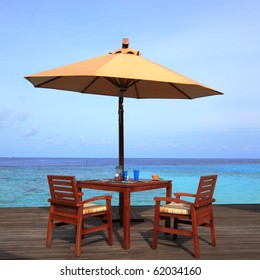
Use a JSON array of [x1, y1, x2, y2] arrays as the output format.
[[47, 175, 80, 205], [194, 175, 217, 207]]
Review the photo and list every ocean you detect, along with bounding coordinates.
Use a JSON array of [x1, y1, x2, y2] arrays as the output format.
[[0, 157, 259, 207]]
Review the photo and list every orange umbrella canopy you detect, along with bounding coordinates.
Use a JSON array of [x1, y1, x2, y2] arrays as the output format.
[[25, 39, 223, 169], [25, 39, 222, 99]]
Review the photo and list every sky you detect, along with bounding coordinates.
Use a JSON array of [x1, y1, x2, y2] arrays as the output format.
[[1, 0, 260, 159]]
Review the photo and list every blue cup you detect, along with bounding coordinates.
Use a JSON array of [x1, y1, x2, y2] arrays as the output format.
[[123, 171, 128, 181], [133, 170, 139, 181]]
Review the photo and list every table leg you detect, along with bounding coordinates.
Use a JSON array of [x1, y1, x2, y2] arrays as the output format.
[[123, 189, 130, 249], [119, 192, 124, 225], [165, 182, 172, 228]]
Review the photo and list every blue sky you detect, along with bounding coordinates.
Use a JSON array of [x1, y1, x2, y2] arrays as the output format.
[[1, 0, 260, 158]]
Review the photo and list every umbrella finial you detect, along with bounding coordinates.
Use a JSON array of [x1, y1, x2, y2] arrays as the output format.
[[109, 38, 140, 56], [122, 38, 129, 48]]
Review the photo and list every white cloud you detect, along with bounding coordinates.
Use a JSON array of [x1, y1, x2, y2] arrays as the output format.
[[79, 136, 87, 145], [79, 136, 114, 146], [24, 126, 38, 137], [159, 142, 178, 150], [45, 136, 72, 146], [136, 142, 146, 148], [0, 109, 28, 129]]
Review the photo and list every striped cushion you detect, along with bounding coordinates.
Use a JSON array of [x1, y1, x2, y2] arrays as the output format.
[[83, 203, 107, 214], [160, 202, 190, 215]]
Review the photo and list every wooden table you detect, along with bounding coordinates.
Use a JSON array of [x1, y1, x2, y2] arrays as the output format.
[[77, 179, 172, 249]]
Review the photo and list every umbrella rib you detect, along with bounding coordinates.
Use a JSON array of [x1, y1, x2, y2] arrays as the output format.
[[122, 79, 139, 89], [81, 76, 100, 93], [34, 76, 61, 87], [105, 77, 121, 88], [105, 77, 140, 90], [168, 83, 192, 99], [131, 80, 141, 98], [128, 79, 140, 88]]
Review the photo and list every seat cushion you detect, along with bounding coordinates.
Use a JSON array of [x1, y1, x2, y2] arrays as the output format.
[[83, 203, 107, 214], [160, 202, 190, 215]]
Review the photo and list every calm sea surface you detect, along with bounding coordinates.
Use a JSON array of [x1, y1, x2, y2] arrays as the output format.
[[0, 157, 259, 207]]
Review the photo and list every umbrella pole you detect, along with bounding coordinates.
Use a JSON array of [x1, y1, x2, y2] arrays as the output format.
[[118, 93, 124, 171], [118, 92, 124, 225]]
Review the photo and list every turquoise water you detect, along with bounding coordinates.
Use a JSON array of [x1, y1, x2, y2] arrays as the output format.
[[0, 158, 259, 207]]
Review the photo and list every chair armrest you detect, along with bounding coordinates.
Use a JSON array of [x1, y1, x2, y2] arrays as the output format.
[[174, 192, 196, 199], [154, 196, 193, 206], [80, 195, 112, 205], [48, 198, 77, 207], [154, 197, 175, 202], [194, 198, 216, 208]]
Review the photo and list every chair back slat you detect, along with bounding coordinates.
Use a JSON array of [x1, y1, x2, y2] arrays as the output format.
[[47, 175, 79, 204], [194, 175, 217, 207]]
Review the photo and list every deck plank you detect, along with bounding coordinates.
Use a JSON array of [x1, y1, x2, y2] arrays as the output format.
[[0, 204, 259, 260]]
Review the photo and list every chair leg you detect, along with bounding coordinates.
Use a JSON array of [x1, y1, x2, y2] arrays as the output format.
[[152, 227, 158, 249], [81, 220, 85, 239], [75, 211, 83, 257], [152, 205, 160, 249], [46, 210, 54, 247], [107, 210, 113, 246], [210, 216, 216, 247], [173, 218, 178, 240], [191, 210, 200, 259], [192, 227, 200, 259]]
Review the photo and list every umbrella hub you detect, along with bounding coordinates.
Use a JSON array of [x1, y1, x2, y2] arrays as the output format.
[[109, 38, 141, 56]]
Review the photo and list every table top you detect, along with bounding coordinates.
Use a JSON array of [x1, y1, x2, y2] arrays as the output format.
[[77, 179, 171, 185], [77, 179, 172, 191]]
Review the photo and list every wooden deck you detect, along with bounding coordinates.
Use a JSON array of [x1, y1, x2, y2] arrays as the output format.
[[0, 204, 259, 260]]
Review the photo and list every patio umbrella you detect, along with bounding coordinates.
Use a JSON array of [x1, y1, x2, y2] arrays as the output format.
[[25, 38, 223, 170]]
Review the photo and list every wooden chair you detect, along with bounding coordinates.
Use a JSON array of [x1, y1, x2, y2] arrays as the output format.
[[152, 175, 217, 258], [46, 175, 113, 256]]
